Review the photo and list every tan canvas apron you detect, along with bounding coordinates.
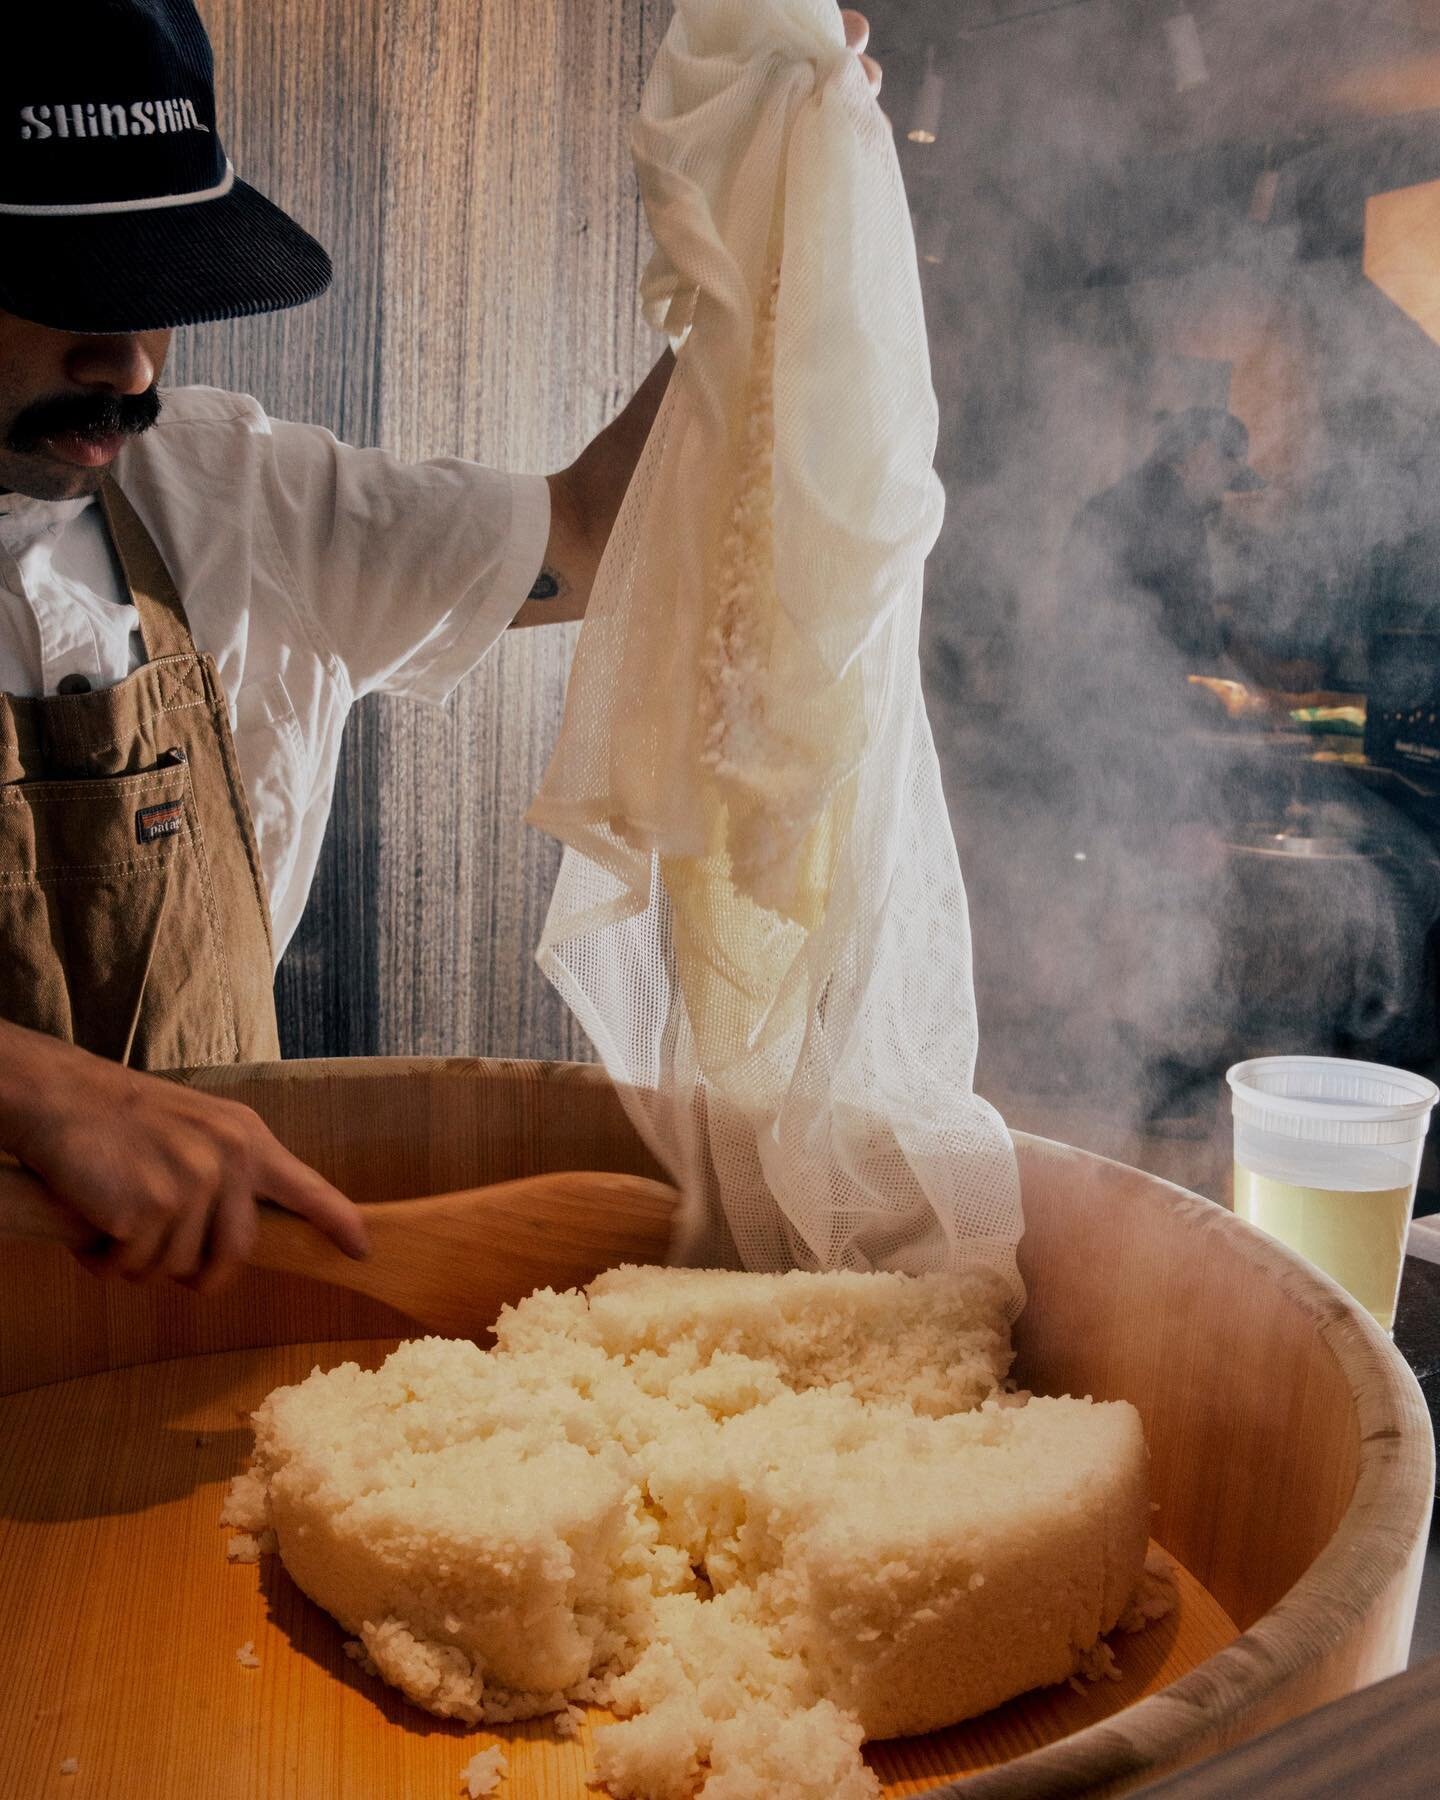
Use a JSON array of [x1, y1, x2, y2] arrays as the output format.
[[0, 478, 280, 1069]]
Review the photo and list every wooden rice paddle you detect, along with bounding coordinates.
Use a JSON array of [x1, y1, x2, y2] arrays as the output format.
[[0, 1161, 678, 1338]]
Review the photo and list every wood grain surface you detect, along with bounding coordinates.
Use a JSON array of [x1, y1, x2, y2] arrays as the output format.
[[171, 0, 668, 1062], [1125, 1651, 1440, 1800], [0, 1339, 1237, 1800], [0, 1058, 1432, 1798]]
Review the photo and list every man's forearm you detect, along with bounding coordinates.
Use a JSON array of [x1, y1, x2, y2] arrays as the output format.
[[511, 349, 675, 628]]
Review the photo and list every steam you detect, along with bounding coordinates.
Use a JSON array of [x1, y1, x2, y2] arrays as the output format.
[[880, 1, 1440, 1139]]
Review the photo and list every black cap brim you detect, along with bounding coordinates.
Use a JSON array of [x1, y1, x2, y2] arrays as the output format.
[[0, 176, 331, 334], [1228, 466, 1266, 493]]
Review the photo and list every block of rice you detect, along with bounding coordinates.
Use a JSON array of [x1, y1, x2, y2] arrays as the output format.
[[225, 1267, 1152, 1799]]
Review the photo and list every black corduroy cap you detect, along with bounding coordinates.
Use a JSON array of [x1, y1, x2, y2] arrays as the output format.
[[0, 0, 332, 333]]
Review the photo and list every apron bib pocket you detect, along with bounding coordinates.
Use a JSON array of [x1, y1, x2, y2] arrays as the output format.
[[0, 760, 238, 1066]]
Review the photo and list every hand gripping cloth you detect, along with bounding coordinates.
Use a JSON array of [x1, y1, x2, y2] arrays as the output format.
[[529, 0, 1023, 1309]]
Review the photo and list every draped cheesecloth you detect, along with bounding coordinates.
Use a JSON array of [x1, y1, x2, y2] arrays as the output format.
[[529, 0, 1024, 1311]]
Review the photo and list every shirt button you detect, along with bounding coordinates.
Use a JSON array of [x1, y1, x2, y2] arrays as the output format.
[[57, 673, 93, 696]]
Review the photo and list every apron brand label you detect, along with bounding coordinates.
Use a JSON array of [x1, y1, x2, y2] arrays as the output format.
[[135, 799, 185, 844]]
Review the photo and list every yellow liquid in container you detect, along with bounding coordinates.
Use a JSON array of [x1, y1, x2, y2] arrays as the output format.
[[1232, 1165, 1414, 1331]]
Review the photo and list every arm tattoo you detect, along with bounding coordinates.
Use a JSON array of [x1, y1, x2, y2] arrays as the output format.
[[527, 566, 570, 602]]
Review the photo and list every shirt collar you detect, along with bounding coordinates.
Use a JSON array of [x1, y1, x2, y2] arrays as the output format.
[[0, 490, 98, 555]]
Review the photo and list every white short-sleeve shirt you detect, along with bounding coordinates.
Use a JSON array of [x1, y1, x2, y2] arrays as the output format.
[[0, 385, 552, 960]]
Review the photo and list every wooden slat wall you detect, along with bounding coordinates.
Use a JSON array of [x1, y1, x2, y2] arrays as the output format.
[[170, 0, 666, 1059]]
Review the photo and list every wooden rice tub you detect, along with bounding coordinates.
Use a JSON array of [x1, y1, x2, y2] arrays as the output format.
[[0, 1056, 1431, 1799]]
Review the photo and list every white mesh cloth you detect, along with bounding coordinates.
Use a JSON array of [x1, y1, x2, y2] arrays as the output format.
[[529, 0, 1023, 1310]]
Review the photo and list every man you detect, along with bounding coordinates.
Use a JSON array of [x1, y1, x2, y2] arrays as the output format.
[[1061, 406, 1264, 675], [1022, 410, 1267, 1126], [1037, 407, 1264, 828], [0, 2, 880, 1290]]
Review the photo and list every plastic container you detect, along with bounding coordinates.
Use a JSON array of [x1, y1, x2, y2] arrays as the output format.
[[1226, 1056, 1438, 1331]]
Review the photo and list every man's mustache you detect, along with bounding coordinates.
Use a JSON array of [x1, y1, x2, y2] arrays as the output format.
[[7, 387, 162, 453]]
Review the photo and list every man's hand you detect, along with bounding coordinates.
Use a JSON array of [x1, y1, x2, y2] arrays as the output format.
[[0, 1021, 368, 1293], [843, 9, 882, 93], [511, 11, 883, 631]]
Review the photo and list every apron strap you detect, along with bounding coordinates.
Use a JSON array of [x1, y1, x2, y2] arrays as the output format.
[[98, 477, 199, 663]]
